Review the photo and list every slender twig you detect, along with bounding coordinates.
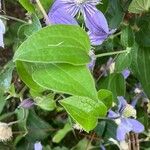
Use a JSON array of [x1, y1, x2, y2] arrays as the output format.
[[0, 14, 28, 24], [35, 0, 51, 25]]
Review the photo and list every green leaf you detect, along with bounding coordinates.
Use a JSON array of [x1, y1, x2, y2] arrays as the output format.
[[60, 96, 107, 132], [0, 91, 6, 114], [128, 0, 150, 13], [115, 48, 132, 72], [98, 73, 126, 102], [35, 95, 56, 111], [52, 123, 72, 143], [16, 61, 43, 91], [0, 61, 14, 92], [14, 25, 91, 65], [19, 0, 35, 12], [31, 63, 98, 100], [135, 14, 150, 47], [132, 46, 150, 98], [97, 89, 113, 109], [26, 110, 52, 141], [121, 26, 134, 48], [106, 0, 125, 28]]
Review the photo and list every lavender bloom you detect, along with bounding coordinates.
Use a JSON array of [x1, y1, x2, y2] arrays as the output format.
[[34, 141, 42, 150], [0, 19, 5, 48], [122, 69, 130, 79], [48, 0, 113, 45], [108, 96, 144, 141], [19, 98, 35, 109]]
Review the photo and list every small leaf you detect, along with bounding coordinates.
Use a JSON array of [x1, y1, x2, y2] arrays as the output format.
[[121, 26, 134, 48], [14, 25, 91, 65], [115, 48, 132, 72], [97, 89, 113, 109], [52, 123, 72, 143], [60, 96, 107, 132], [35, 95, 56, 111], [128, 0, 150, 14], [26, 110, 53, 141]]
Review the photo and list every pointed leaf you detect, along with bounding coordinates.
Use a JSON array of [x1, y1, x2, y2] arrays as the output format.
[[60, 96, 107, 132], [14, 25, 91, 65]]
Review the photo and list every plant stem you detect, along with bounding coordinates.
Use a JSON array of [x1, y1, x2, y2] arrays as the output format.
[[35, 0, 51, 25], [0, 15, 28, 24], [95, 49, 130, 58]]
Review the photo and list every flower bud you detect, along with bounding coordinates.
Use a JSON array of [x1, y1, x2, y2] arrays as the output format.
[[0, 122, 12, 142], [19, 99, 35, 109]]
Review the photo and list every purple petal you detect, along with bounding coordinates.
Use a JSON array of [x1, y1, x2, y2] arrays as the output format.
[[48, 8, 78, 25], [88, 31, 108, 45], [127, 118, 144, 133], [108, 110, 118, 118], [117, 118, 132, 141], [84, 9, 109, 34], [34, 142, 42, 150], [117, 96, 127, 113], [49, 0, 79, 17], [122, 69, 130, 79]]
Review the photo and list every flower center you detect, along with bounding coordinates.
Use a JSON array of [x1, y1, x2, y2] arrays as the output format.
[[75, 0, 86, 4], [122, 104, 137, 118]]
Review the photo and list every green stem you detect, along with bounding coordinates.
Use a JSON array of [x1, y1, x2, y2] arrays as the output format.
[[0, 15, 28, 24], [95, 49, 129, 58], [35, 0, 51, 25]]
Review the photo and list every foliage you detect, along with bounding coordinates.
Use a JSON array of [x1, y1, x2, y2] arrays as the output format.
[[0, 0, 150, 149]]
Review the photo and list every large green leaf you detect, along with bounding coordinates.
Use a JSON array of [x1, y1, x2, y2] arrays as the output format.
[[19, 0, 35, 12], [60, 96, 107, 132], [128, 0, 150, 13], [14, 25, 91, 65], [134, 47, 150, 98], [98, 73, 126, 101], [30, 63, 98, 100]]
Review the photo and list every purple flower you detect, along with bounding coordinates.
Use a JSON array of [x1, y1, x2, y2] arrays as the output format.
[[48, 0, 113, 45], [0, 19, 5, 48], [122, 69, 130, 79], [108, 96, 144, 141], [34, 141, 42, 150], [19, 98, 35, 109]]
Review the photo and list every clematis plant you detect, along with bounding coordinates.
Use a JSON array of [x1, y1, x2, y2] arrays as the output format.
[[108, 96, 144, 141], [48, 0, 114, 45]]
